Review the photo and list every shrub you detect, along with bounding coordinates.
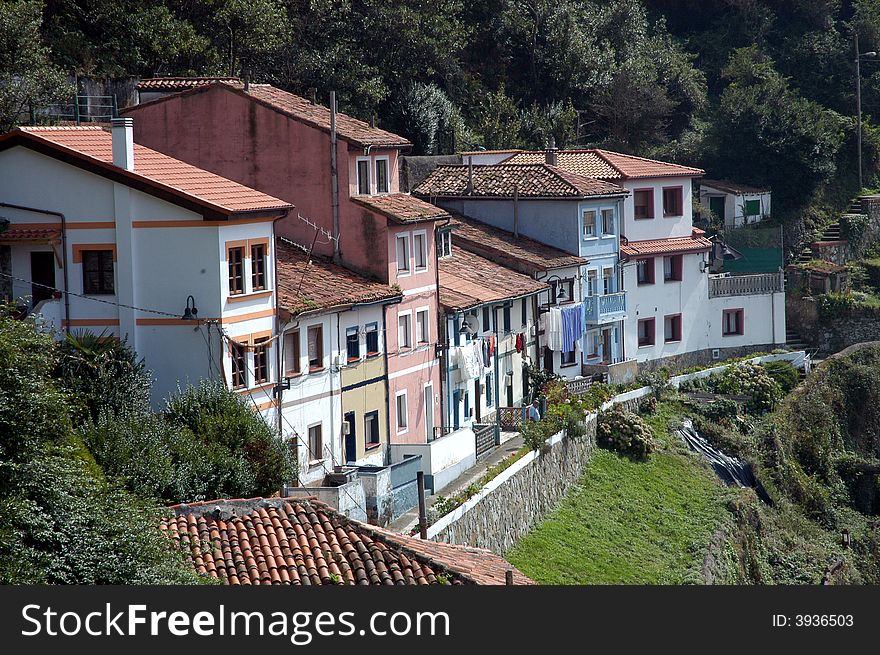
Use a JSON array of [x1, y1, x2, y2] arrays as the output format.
[[702, 398, 740, 424], [638, 396, 658, 415], [762, 360, 800, 393], [716, 362, 783, 414], [596, 405, 656, 459]]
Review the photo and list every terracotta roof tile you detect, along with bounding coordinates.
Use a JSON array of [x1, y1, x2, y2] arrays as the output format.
[[350, 193, 451, 224], [414, 163, 626, 199], [701, 179, 770, 194], [12, 127, 291, 216], [620, 232, 712, 258], [439, 248, 548, 311], [275, 238, 401, 316], [505, 149, 704, 180], [162, 497, 532, 585], [448, 213, 587, 274], [0, 224, 61, 242], [137, 77, 241, 91]]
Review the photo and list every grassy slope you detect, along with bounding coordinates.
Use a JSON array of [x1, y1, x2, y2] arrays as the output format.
[[507, 402, 734, 584]]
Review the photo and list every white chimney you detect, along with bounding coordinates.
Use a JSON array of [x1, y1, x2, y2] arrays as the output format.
[[111, 117, 134, 171]]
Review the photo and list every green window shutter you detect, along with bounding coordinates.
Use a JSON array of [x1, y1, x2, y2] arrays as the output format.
[[744, 199, 761, 216]]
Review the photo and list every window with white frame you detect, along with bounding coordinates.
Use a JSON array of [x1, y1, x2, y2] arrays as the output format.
[[398, 312, 412, 350], [346, 326, 360, 361], [438, 229, 452, 258], [396, 391, 408, 432], [587, 331, 600, 358], [601, 208, 614, 235], [375, 158, 389, 194], [587, 269, 598, 296], [365, 322, 379, 355], [396, 234, 410, 274], [416, 309, 429, 345], [602, 267, 614, 294], [413, 231, 427, 271], [283, 330, 300, 376], [357, 159, 370, 195], [307, 324, 323, 370], [308, 424, 323, 462], [582, 209, 597, 238]]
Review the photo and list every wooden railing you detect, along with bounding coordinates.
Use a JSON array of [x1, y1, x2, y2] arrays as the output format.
[[708, 271, 784, 298]]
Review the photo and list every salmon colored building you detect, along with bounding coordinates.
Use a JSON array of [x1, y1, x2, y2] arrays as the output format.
[[122, 82, 448, 450]]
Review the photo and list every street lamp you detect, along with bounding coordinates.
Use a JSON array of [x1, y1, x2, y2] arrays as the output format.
[[856, 33, 877, 190]]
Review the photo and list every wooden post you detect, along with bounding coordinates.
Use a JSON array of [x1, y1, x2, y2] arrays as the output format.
[[505, 569, 514, 585], [417, 471, 428, 539]]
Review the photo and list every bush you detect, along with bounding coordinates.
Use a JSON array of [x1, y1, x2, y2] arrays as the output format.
[[596, 405, 656, 459], [762, 360, 800, 393], [702, 398, 740, 423], [716, 362, 783, 414], [638, 396, 658, 415]]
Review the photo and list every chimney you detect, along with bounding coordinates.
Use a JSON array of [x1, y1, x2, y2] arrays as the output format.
[[111, 117, 134, 171], [466, 156, 474, 195], [545, 137, 558, 166]]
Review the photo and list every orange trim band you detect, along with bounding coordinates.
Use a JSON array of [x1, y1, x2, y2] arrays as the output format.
[[226, 289, 273, 304], [62, 319, 120, 327], [12, 221, 116, 230], [72, 244, 117, 263], [223, 308, 276, 324], [236, 382, 276, 395], [133, 217, 274, 228]]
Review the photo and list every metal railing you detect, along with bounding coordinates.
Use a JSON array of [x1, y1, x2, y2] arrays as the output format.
[[583, 292, 627, 323], [474, 423, 496, 458], [564, 377, 596, 396], [39, 95, 118, 124], [708, 271, 784, 298]]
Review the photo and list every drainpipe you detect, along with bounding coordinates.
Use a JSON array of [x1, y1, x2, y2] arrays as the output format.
[[513, 184, 520, 238], [330, 91, 341, 263], [381, 304, 392, 464], [272, 210, 290, 439], [0, 202, 70, 334], [493, 305, 501, 445]]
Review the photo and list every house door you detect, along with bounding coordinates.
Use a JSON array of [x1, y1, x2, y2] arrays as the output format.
[[30, 251, 55, 307], [473, 379, 481, 423], [452, 390, 461, 430], [424, 384, 434, 441], [506, 382, 514, 407], [343, 411, 356, 464], [709, 196, 725, 224], [544, 346, 554, 374], [602, 329, 612, 364]]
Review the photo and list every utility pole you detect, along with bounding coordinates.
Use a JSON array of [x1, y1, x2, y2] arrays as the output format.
[[857, 32, 864, 191]]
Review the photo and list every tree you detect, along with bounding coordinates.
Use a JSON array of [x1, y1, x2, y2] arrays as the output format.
[[0, 0, 71, 132]]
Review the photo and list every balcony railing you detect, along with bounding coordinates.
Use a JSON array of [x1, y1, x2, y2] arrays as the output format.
[[583, 292, 627, 324], [708, 272, 784, 298]]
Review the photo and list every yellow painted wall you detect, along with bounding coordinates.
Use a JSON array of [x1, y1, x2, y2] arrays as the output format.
[[341, 356, 388, 461]]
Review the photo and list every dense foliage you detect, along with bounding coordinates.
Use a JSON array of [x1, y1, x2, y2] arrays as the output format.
[[597, 404, 656, 459]]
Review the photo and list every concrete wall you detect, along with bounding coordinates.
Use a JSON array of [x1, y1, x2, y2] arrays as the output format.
[[621, 177, 694, 241], [285, 480, 368, 523], [390, 426, 476, 493]]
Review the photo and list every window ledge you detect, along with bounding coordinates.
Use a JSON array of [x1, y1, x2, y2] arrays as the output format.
[[307, 458, 326, 469], [308, 365, 325, 373], [663, 279, 682, 283], [638, 343, 655, 349], [366, 351, 381, 359], [559, 362, 578, 369], [347, 356, 361, 364], [582, 235, 598, 240], [227, 289, 273, 303], [365, 442, 383, 452], [664, 339, 681, 344], [637, 282, 655, 286], [634, 216, 655, 220], [722, 333, 744, 337], [285, 371, 302, 380]]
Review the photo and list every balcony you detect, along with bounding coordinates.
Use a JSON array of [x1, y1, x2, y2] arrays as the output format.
[[708, 272, 784, 298], [583, 292, 627, 324]]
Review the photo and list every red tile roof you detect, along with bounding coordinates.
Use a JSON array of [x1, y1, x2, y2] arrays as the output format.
[[2, 127, 291, 219], [275, 238, 401, 317], [350, 193, 451, 224], [439, 248, 548, 311], [161, 497, 532, 585], [620, 232, 713, 258], [137, 77, 241, 91], [0, 224, 61, 242], [448, 213, 587, 274], [701, 179, 770, 195], [414, 163, 627, 198], [504, 149, 704, 180], [125, 82, 411, 149]]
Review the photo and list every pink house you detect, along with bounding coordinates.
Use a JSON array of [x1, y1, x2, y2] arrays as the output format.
[[122, 82, 447, 448]]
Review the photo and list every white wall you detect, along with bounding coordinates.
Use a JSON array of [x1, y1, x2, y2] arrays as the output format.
[[700, 186, 771, 227], [622, 177, 694, 241]]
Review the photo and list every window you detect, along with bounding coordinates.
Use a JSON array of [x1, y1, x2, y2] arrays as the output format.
[[438, 229, 452, 258], [396, 234, 410, 274], [551, 279, 574, 304], [230, 341, 247, 389], [283, 330, 300, 376], [365, 322, 379, 355], [375, 158, 389, 194], [561, 348, 576, 366], [582, 209, 597, 238], [638, 318, 656, 347], [398, 312, 411, 349], [253, 337, 269, 383], [396, 392, 408, 432], [307, 325, 323, 370], [744, 199, 761, 217], [601, 208, 614, 235], [723, 309, 744, 336], [416, 309, 429, 344], [663, 255, 683, 282], [413, 232, 427, 271], [587, 270, 598, 296], [587, 331, 600, 358], [82, 250, 114, 295], [250, 242, 267, 291], [634, 189, 654, 219], [357, 159, 370, 195], [503, 305, 511, 332], [485, 374, 493, 407], [346, 326, 360, 361], [663, 186, 683, 217], [636, 258, 655, 285], [603, 267, 614, 295], [664, 314, 682, 343], [521, 297, 528, 326], [308, 424, 323, 462], [365, 411, 380, 446], [228, 246, 244, 295], [482, 306, 491, 332]]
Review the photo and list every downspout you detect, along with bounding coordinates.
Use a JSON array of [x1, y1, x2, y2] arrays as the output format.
[[0, 202, 70, 334], [272, 210, 290, 439], [493, 305, 501, 445], [330, 91, 341, 263], [513, 184, 520, 238], [381, 303, 392, 464]]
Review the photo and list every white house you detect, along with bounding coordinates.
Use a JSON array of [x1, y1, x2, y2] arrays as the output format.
[[0, 121, 292, 407], [700, 179, 771, 227]]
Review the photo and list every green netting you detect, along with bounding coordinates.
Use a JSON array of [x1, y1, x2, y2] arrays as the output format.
[[720, 224, 783, 273]]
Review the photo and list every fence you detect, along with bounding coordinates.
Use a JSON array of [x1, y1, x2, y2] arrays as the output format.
[[474, 423, 496, 458], [497, 407, 524, 431], [708, 271, 784, 298]]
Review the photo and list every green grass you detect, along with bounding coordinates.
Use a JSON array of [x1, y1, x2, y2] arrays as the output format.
[[507, 403, 732, 584]]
